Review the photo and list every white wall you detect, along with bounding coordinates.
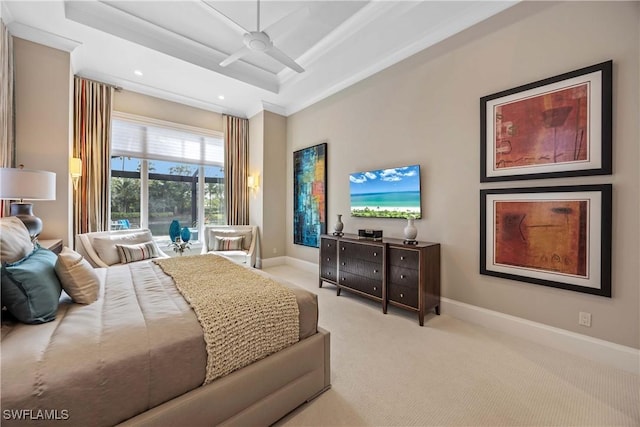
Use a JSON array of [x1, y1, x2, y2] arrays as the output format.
[[286, 1, 639, 348]]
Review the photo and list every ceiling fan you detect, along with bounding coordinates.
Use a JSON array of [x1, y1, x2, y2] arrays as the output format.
[[206, 0, 306, 73]]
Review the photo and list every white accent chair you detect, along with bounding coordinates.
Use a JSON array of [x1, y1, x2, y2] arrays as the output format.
[[76, 228, 167, 268], [201, 225, 259, 268]]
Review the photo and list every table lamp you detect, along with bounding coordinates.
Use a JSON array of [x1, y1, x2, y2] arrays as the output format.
[[0, 165, 56, 239]]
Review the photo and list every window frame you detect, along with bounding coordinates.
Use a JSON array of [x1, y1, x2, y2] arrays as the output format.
[[110, 112, 225, 240]]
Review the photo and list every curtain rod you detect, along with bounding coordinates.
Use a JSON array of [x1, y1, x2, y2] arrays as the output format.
[[74, 75, 123, 92]]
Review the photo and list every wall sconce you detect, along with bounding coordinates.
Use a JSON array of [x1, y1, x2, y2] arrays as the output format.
[[0, 165, 57, 239], [247, 174, 259, 191], [69, 157, 82, 189]]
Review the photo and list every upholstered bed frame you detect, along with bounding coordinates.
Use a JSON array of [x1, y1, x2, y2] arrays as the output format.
[[120, 327, 330, 426]]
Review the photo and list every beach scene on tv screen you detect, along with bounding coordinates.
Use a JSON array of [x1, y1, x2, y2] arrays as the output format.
[[349, 165, 421, 219]]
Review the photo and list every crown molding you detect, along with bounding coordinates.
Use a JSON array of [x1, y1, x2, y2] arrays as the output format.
[[77, 70, 247, 118], [8, 21, 81, 52]]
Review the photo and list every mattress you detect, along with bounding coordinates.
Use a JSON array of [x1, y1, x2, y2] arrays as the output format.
[[1, 261, 318, 426]]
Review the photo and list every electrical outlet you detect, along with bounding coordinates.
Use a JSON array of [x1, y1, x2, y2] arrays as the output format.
[[578, 311, 591, 327]]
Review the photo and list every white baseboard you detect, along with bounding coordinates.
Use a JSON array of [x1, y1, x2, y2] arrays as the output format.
[[261, 256, 286, 268], [261, 256, 318, 273], [441, 297, 640, 374], [284, 256, 318, 273]]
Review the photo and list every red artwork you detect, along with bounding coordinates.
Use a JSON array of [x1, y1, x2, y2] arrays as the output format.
[[494, 83, 589, 170], [494, 200, 588, 277]]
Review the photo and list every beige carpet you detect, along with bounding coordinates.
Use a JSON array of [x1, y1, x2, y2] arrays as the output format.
[[264, 265, 640, 427]]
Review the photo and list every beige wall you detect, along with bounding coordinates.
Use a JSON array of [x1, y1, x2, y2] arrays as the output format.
[[249, 111, 264, 261], [13, 38, 73, 245], [286, 2, 639, 348], [262, 111, 287, 259], [249, 110, 287, 263], [113, 90, 223, 132]]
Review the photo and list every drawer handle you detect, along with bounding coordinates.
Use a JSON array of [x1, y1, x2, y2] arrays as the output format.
[[327, 272, 331, 276], [400, 293, 404, 298], [400, 274, 405, 279], [373, 286, 377, 291], [373, 269, 378, 273], [400, 256, 405, 260], [373, 252, 377, 257], [341, 262, 345, 266], [341, 277, 345, 281], [341, 247, 345, 251], [326, 257, 330, 261]]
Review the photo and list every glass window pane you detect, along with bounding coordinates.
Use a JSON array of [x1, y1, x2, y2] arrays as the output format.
[[204, 166, 225, 225], [110, 156, 141, 230], [149, 161, 198, 238]]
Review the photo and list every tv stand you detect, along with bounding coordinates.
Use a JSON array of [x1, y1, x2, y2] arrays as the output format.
[[319, 233, 440, 326]]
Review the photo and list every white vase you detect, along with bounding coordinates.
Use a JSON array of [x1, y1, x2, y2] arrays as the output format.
[[404, 218, 417, 241], [334, 214, 344, 234]]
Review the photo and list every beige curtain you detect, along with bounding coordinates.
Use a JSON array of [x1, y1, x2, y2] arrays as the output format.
[[73, 77, 113, 236], [223, 114, 249, 225], [0, 19, 15, 217]]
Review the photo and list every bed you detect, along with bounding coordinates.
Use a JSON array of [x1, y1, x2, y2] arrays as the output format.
[[1, 229, 330, 426]]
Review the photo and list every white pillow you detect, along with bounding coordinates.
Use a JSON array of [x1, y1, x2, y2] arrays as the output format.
[[208, 229, 252, 251], [115, 241, 159, 264], [55, 247, 99, 304], [92, 230, 154, 265], [0, 217, 34, 264]]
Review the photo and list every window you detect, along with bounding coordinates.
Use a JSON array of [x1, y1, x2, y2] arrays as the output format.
[[110, 113, 224, 241]]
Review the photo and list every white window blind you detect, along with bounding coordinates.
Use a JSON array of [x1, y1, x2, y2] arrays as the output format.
[[111, 114, 224, 166]]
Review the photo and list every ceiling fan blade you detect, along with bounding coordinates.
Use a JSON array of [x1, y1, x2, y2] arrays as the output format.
[[265, 46, 304, 73], [220, 45, 251, 67], [200, 0, 250, 35], [262, 6, 309, 41]]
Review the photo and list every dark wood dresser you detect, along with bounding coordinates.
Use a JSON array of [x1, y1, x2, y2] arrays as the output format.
[[319, 233, 440, 325]]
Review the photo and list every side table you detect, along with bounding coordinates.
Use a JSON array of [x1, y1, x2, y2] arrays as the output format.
[[39, 239, 63, 255]]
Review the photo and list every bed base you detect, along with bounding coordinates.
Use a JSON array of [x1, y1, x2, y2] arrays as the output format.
[[118, 328, 330, 426]]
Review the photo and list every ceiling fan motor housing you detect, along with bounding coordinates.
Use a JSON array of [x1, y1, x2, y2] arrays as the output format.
[[244, 32, 272, 52]]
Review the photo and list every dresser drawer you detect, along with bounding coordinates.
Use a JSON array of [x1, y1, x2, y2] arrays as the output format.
[[339, 241, 383, 263], [388, 283, 418, 309], [320, 239, 337, 259], [320, 266, 337, 282], [389, 265, 419, 288], [388, 248, 419, 268], [340, 258, 383, 281], [339, 271, 382, 298]]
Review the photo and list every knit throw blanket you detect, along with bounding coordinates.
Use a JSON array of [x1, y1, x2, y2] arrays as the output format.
[[154, 254, 299, 384]]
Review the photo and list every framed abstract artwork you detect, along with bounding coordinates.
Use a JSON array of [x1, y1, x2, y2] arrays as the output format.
[[480, 60, 612, 182], [480, 185, 612, 297], [293, 142, 327, 248]]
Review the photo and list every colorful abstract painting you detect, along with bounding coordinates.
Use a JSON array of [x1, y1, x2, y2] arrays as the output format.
[[293, 143, 327, 247]]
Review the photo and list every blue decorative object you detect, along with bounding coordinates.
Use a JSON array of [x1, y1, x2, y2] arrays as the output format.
[[169, 220, 181, 242], [180, 227, 191, 243]]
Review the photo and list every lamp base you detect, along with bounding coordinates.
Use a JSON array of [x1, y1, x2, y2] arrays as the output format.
[[10, 202, 43, 239]]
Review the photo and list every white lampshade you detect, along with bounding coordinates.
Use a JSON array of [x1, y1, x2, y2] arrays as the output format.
[[0, 167, 56, 201]]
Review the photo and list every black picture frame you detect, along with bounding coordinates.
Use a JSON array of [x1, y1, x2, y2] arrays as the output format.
[[480, 60, 612, 182], [480, 184, 612, 297]]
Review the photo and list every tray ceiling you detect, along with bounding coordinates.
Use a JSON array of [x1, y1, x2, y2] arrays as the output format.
[[2, 1, 517, 117]]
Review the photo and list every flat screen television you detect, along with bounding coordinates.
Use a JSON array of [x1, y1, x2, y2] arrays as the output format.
[[349, 165, 422, 219]]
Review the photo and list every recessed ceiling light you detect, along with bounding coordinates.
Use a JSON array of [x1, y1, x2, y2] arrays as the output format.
[[218, 95, 225, 100], [134, 70, 143, 76]]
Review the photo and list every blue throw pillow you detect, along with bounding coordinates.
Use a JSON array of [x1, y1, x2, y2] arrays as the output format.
[[1, 247, 62, 324]]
